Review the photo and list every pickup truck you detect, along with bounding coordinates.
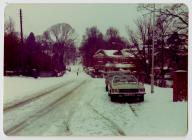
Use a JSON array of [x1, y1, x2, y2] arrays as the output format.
[[108, 75, 145, 102], [104, 71, 131, 91]]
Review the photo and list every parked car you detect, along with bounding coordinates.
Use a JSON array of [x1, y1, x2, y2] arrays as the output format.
[[108, 75, 145, 102], [104, 71, 132, 91], [90, 69, 103, 78], [31, 68, 39, 78]]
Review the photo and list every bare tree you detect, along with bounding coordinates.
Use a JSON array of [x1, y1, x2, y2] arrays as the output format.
[[105, 27, 128, 49], [80, 26, 105, 67], [138, 4, 188, 41], [38, 23, 78, 72], [126, 17, 153, 83], [4, 17, 15, 34], [134, 4, 188, 85], [106, 27, 119, 39], [46, 23, 77, 44]]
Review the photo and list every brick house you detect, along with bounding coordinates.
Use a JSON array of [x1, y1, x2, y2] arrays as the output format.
[[93, 49, 138, 73]]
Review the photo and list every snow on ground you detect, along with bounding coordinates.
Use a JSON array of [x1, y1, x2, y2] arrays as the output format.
[[4, 78, 87, 134], [3, 65, 88, 108], [70, 79, 187, 136], [3, 66, 188, 136], [4, 78, 91, 136], [129, 84, 188, 135], [70, 79, 137, 136]]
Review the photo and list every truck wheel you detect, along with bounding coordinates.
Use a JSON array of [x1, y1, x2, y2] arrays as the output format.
[[110, 96, 115, 102], [140, 95, 144, 102], [110, 95, 116, 102]]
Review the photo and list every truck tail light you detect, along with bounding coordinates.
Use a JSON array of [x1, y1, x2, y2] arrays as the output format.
[[111, 89, 119, 93]]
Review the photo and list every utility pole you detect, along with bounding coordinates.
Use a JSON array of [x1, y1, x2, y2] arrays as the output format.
[[20, 9, 24, 48], [151, 4, 155, 93], [19, 9, 24, 72]]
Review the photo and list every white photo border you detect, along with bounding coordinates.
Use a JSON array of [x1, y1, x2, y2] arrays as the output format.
[[0, 0, 191, 140]]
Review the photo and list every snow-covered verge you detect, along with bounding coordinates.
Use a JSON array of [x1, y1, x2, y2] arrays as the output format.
[[69, 79, 188, 136], [3, 65, 87, 109], [129, 85, 188, 135]]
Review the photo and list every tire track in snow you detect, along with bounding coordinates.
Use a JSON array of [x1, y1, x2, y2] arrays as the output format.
[[4, 79, 88, 135], [129, 104, 138, 117], [40, 79, 92, 136], [4, 79, 75, 112], [87, 104, 126, 136], [65, 79, 95, 135]]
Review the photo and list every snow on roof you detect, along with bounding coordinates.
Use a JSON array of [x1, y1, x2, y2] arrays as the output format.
[[105, 62, 115, 67], [93, 49, 103, 57], [94, 52, 105, 57], [94, 49, 120, 57], [94, 49, 136, 58], [176, 52, 188, 56], [175, 70, 187, 72], [103, 50, 121, 57], [121, 49, 135, 58]]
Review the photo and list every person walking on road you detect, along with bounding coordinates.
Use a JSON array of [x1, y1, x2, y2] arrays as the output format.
[[77, 68, 79, 76]]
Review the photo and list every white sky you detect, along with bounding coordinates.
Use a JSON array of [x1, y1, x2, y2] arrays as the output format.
[[5, 4, 144, 45]]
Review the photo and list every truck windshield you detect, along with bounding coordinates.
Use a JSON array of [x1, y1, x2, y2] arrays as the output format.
[[113, 76, 137, 83]]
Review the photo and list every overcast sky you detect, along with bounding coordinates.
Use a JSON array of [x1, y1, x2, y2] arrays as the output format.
[[5, 4, 144, 45]]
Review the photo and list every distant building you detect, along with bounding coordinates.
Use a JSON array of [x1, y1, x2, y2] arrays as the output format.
[[93, 49, 138, 72]]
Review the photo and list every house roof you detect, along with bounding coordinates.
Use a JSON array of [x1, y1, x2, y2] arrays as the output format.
[[94, 49, 135, 58], [104, 50, 121, 57], [121, 49, 135, 58]]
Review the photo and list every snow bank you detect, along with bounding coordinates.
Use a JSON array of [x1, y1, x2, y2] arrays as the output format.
[[70, 79, 187, 136], [128, 84, 188, 135], [3, 65, 88, 108]]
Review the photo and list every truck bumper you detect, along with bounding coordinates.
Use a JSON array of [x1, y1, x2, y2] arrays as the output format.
[[109, 92, 145, 97]]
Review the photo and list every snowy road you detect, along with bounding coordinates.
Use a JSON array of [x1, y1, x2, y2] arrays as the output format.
[[4, 77, 90, 135], [4, 76, 139, 136], [3, 68, 187, 136]]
